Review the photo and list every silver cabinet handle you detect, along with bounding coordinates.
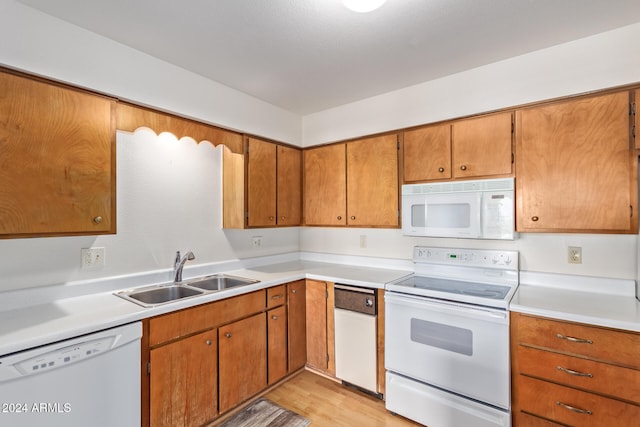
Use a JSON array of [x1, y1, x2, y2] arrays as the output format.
[[93, 216, 103, 224], [556, 333, 593, 344], [438, 167, 445, 173], [291, 289, 297, 294], [205, 339, 212, 346], [460, 165, 467, 171], [225, 332, 231, 338], [556, 366, 593, 378], [271, 315, 279, 320], [556, 401, 592, 415], [271, 294, 283, 300]]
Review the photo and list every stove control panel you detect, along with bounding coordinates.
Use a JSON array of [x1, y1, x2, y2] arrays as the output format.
[[413, 246, 518, 270]]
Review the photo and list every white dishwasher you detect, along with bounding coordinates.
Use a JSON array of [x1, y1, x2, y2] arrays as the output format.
[[334, 284, 379, 396], [0, 321, 141, 427]]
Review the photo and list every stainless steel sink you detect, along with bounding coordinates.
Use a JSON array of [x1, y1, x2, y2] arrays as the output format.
[[184, 274, 259, 291], [116, 284, 204, 307], [115, 274, 260, 307]]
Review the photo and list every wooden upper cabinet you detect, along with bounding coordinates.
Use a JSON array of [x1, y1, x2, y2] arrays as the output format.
[[304, 143, 347, 226], [403, 112, 513, 183], [635, 89, 639, 149], [404, 123, 451, 182], [0, 70, 116, 237], [452, 112, 513, 179], [276, 145, 302, 226], [346, 134, 400, 227], [247, 137, 277, 226], [246, 137, 301, 227], [516, 91, 637, 233]]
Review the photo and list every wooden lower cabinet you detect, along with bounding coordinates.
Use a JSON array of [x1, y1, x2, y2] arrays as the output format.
[[287, 280, 307, 372], [305, 279, 329, 372], [268, 305, 288, 384], [150, 330, 217, 427], [511, 312, 640, 427], [219, 312, 267, 413]]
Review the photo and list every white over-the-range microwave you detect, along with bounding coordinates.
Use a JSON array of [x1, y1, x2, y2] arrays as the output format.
[[402, 177, 516, 240]]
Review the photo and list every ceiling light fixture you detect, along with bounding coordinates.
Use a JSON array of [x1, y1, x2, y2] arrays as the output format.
[[342, 0, 387, 13]]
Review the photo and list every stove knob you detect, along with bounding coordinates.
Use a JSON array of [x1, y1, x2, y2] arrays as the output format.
[[504, 256, 512, 265], [492, 255, 500, 264]]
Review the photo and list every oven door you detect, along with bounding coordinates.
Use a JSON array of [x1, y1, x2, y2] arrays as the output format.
[[385, 292, 510, 409]]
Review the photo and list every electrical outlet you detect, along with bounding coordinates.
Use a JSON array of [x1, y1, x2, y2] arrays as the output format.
[[359, 235, 367, 248], [252, 236, 262, 248], [81, 247, 105, 268], [568, 246, 582, 264]]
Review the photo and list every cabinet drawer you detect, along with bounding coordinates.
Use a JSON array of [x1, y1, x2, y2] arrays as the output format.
[[267, 285, 286, 308], [517, 376, 640, 427], [518, 346, 640, 403], [516, 314, 640, 368], [514, 411, 566, 427], [149, 290, 266, 346]]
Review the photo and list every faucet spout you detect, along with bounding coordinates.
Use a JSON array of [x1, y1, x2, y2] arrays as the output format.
[[173, 250, 195, 282]]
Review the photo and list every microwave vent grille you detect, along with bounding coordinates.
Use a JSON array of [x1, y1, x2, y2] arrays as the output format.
[[402, 178, 513, 195]]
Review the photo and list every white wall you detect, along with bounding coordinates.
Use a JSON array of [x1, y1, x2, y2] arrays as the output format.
[[0, 0, 302, 145], [299, 228, 637, 280], [302, 23, 640, 146]]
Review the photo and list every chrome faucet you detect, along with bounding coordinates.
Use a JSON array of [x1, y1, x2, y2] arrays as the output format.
[[174, 250, 195, 282]]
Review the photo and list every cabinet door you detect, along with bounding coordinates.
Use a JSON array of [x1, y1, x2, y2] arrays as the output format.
[[304, 144, 347, 225], [0, 71, 115, 237], [277, 145, 302, 225], [150, 330, 217, 427], [287, 280, 307, 372], [305, 280, 328, 371], [452, 112, 513, 178], [346, 134, 399, 226], [268, 305, 288, 384], [218, 313, 267, 413], [403, 124, 451, 182], [516, 91, 636, 233], [247, 137, 277, 227]]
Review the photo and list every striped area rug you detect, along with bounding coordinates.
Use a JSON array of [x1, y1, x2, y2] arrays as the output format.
[[220, 398, 311, 427]]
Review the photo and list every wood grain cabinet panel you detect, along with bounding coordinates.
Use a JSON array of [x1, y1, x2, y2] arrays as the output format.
[[247, 137, 277, 226], [404, 123, 451, 182], [346, 134, 399, 227], [303, 143, 347, 226], [150, 330, 217, 427], [287, 280, 307, 372], [0, 70, 116, 237], [451, 112, 513, 179], [305, 280, 328, 371], [277, 144, 302, 225], [403, 112, 512, 183], [268, 305, 288, 384], [218, 312, 267, 413], [511, 313, 640, 427], [516, 90, 637, 233], [304, 135, 399, 227], [247, 137, 301, 227]]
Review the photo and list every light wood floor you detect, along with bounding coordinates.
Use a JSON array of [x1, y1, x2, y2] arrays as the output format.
[[263, 370, 422, 427]]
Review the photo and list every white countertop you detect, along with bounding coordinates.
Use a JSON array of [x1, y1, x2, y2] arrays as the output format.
[[0, 253, 412, 356], [510, 271, 640, 333]]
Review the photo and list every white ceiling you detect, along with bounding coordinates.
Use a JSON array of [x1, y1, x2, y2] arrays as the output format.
[[17, 0, 640, 115]]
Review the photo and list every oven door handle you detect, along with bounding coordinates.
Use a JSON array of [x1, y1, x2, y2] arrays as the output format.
[[385, 291, 508, 323]]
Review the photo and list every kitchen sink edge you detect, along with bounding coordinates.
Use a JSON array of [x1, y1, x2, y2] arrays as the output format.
[[115, 274, 260, 308]]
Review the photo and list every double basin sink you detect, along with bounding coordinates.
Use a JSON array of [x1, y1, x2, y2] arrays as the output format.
[[115, 274, 260, 308]]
